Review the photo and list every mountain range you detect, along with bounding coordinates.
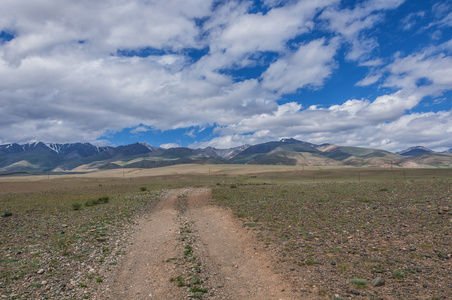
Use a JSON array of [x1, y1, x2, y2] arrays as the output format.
[[0, 139, 451, 174]]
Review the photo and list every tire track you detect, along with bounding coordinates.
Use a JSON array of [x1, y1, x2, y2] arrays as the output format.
[[107, 188, 305, 299]]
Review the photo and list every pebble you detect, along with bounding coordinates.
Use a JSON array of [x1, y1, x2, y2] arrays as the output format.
[[351, 290, 360, 295], [37, 269, 45, 274], [437, 253, 449, 260], [372, 277, 385, 287]]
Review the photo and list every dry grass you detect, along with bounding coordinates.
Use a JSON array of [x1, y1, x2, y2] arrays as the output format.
[[212, 177, 451, 299], [1, 165, 451, 299]]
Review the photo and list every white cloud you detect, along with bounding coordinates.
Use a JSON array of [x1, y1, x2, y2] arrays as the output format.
[[217, 0, 334, 56], [320, 0, 405, 61], [185, 129, 196, 138], [378, 110, 452, 143], [215, 90, 420, 139], [130, 126, 150, 135], [359, 58, 384, 66], [160, 143, 180, 149], [431, 2, 452, 28], [195, 105, 452, 152], [383, 44, 452, 97], [261, 38, 339, 94], [202, 0, 336, 71], [355, 71, 382, 86], [0, 0, 212, 65], [400, 11, 425, 31]]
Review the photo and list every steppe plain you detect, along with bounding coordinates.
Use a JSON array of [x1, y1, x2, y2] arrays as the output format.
[[1, 165, 451, 299]]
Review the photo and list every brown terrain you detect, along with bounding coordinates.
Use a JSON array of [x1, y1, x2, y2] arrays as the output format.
[[1, 166, 451, 300]]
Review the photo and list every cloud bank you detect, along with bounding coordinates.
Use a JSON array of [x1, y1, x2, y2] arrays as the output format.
[[0, 0, 451, 152]]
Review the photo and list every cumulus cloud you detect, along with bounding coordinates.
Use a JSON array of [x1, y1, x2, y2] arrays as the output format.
[[194, 38, 452, 151], [193, 105, 452, 152], [261, 38, 339, 94], [215, 0, 334, 56], [0, 0, 212, 65], [213, 91, 419, 139], [383, 48, 452, 98]]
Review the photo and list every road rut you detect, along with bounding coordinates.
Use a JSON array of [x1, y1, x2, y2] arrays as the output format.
[[105, 188, 302, 299]]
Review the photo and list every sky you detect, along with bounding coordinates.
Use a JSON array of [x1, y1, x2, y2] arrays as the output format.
[[0, 0, 451, 152]]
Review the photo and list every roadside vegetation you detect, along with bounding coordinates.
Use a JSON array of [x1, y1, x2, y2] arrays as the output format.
[[0, 177, 163, 299], [212, 177, 451, 299]]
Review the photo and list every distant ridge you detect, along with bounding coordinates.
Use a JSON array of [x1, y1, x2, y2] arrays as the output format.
[[0, 142, 111, 157], [0, 139, 451, 174], [397, 146, 434, 156]]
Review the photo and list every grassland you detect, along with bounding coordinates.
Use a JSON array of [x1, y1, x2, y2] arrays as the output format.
[[1, 165, 451, 299], [213, 178, 451, 299]]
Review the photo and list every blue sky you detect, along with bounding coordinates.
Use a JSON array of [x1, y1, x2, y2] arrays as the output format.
[[0, 0, 451, 152]]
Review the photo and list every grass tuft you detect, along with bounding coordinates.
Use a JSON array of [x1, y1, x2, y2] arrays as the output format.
[[71, 202, 82, 210]]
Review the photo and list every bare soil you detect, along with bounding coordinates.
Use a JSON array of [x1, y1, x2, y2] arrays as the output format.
[[98, 188, 303, 300]]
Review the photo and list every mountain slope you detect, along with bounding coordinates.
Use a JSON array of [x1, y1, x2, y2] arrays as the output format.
[[0, 140, 451, 174], [0, 142, 111, 173], [397, 146, 434, 156]]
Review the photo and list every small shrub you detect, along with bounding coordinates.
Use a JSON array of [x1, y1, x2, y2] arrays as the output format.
[[85, 199, 96, 207], [95, 277, 103, 283], [140, 187, 147, 191], [190, 275, 202, 285], [71, 203, 82, 210], [184, 245, 193, 257], [98, 196, 110, 204], [393, 270, 405, 279], [174, 275, 185, 287], [190, 286, 207, 293], [349, 278, 367, 288], [356, 197, 371, 203], [234, 210, 246, 218], [229, 184, 237, 188], [85, 196, 110, 207], [55, 238, 71, 256]]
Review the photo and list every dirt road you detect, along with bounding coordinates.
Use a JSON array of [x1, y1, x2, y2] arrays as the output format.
[[102, 188, 302, 299]]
